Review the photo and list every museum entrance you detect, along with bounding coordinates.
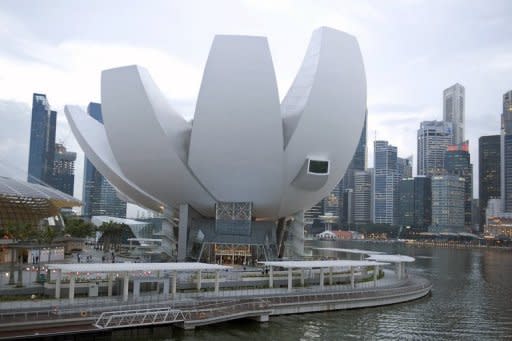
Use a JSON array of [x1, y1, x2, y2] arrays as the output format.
[[197, 242, 273, 266], [214, 244, 251, 265]]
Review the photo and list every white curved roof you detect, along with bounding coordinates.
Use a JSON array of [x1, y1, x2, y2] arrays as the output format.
[[65, 27, 366, 219], [0, 176, 81, 225], [65, 105, 164, 213], [260, 260, 389, 269], [0, 176, 80, 203], [48, 262, 230, 273], [365, 255, 415, 263], [189, 35, 284, 218], [313, 247, 384, 255]]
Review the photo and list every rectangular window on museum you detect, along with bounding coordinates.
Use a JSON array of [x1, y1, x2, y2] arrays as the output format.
[[308, 160, 329, 174]]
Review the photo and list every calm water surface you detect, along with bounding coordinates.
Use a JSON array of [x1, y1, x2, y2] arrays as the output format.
[[112, 241, 512, 340]]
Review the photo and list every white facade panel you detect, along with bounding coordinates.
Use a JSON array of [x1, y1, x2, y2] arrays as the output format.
[[188, 36, 284, 218], [279, 27, 366, 217], [101, 66, 216, 216], [64, 105, 163, 212]]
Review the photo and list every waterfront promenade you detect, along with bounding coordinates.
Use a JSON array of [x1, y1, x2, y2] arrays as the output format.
[[0, 269, 431, 339]]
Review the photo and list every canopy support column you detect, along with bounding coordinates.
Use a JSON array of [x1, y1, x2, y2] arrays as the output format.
[[269, 266, 274, 288], [214, 270, 220, 294], [319, 268, 324, 289], [69, 274, 76, 302], [123, 272, 129, 302], [171, 271, 177, 296], [107, 274, 113, 297], [163, 279, 169, 298], [373, 265, 379, 287], [350, 266, 355, 289], [55, 270, 61, 299], [287, 268, 292, 292]]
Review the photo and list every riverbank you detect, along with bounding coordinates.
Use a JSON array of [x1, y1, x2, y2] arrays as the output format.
[[403, 240, 512, 250], [307, 238, 512, 251]]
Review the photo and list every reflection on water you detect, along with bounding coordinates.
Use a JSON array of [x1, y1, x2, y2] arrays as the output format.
[[111, 241, 512, 340]]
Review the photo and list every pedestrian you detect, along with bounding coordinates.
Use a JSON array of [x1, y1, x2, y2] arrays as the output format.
[[32, 256, 35, 265], [77, 253, 81, 263], [102, 255, 105, 263], [36, 256, 39, 264]]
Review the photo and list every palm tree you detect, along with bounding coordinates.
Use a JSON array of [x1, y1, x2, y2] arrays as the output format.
[[41, 225, 59, 282], [98, 222, 131, 252], [63, 218, 95, 238]]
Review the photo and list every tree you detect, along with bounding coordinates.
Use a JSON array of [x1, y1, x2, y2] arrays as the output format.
[[63, 218, 96, 238], [98, 221, 131, 252], [5, 223, 38, 286]]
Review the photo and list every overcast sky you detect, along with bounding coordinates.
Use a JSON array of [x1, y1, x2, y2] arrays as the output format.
[[0, 0, 511, 214]]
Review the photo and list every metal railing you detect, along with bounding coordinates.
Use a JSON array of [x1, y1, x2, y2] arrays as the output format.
[[95, 307, 190, 329]]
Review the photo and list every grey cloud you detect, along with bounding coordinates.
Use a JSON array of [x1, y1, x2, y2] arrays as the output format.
[[0, 100, 30, 179], [369, 103, 429, 114]]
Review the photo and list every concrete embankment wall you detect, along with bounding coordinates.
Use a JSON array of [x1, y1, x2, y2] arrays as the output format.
[[270, 284, 430, 316]]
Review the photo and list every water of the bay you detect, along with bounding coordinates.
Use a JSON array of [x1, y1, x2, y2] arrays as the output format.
[[112, 240, 512, 340]]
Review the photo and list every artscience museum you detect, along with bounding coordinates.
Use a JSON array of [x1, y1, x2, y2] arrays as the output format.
[[65, 27, 366, 263]]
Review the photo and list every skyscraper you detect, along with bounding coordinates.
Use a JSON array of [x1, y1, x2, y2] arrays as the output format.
[[399, 177, 431, 231], [49, 143, 76, 196], [397, 156, 413, 180], [444, 142, 473, 228], [431, 175, 465, 232], [27, 93, 56, 184], [82, 103, 127, 218], [339, 110, 367, 225], [353, 170, 372, 225], [373, 140, 398, 224], [342, 189, 353, 226], [501, 90, 512, 212], [417, 120, 453, 176], [413, 176, 432, 230], [399, 175, 432, 232], [399, 178, 415, 228], [479, 135, 501, 228], [443, 83, 465, 145]]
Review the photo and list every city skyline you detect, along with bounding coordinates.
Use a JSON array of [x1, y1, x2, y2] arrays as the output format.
[[0, 1, 511, 206]]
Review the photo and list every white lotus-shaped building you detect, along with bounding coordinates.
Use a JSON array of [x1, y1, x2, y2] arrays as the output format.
[[65, 27, 366, 258]]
